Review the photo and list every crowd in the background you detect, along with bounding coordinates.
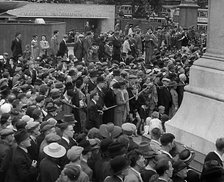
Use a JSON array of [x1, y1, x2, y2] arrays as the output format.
[[0, 22, 223, 182]]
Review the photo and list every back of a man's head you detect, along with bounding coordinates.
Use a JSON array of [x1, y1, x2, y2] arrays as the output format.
[[151, 128, 162, 140], [216, 138, 224, 152], [160, 133, 175, 147], [155, 159, 170, 176]]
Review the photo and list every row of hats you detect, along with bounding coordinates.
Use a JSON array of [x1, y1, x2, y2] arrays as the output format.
[[109, 145, 195, 176], [87, 122, 137, 139], [43, 137, 100, 160]]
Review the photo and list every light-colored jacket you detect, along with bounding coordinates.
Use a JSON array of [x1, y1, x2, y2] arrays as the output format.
[[124, 168, 143, 182]]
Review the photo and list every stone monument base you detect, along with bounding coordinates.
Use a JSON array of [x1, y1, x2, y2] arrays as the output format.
[[166, 54, 224, 156]]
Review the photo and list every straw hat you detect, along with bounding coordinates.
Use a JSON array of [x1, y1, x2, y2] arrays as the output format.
[[43, 143, 66, 158]]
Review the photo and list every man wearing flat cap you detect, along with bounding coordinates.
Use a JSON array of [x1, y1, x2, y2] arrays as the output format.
[[26, 121, 40, 161], [37, 118, 57, 153], [0, 128, 14, 182], [67, 146, 89, 182], [8, 129, 38, 182]]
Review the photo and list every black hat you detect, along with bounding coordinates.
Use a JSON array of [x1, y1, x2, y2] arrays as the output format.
[[108, 141, 125, 158], [110, 155, 129, 175], [100, 138, 113, 153], [179, 149, 195, 164], [112, 82, 121, 89], [173, 160, 187, 174], [35, 95, 45, 103], [201, 160, 224, 181], [62, 114, 77, 124], [14, 129, 29, 144], [79, 139, 92, 155], [113, 69, 120, 76], [34, 79, 44, 86], [89, 70, 98, 78], [96, 76, 105, 84], [0, 82, 8, 93]]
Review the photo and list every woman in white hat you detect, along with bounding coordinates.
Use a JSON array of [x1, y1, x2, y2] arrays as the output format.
[[40, 142, 66, 182]]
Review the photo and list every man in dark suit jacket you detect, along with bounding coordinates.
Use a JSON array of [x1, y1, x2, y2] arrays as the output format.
[[73, 34, 84, 62], [157, 78, 172, 115], [57, 34, 68, 57], [203, 137, 224, 168], [11, 32, 23, 60], [87, 91, 102, 129], [8, 130, 38, 182], [103, 87, 117, 124], [155, 159, 173, 182], [26, 121, 40, 161], [58, 122, 77, 167], [112, 31, 122, 62], [95, 76, 106, 109], [87, 70, 97, 94]]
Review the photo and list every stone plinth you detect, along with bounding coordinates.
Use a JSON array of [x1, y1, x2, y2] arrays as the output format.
[[167, 0, 224, 161], [178, 0, 199, 28]]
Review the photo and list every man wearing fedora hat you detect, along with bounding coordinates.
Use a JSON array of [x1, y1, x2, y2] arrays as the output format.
[[38, 119, 57, 157], [104, 155, 130, 182], [40, 142, 66, 182], [58, 121, 77, 167], [8, 129, 38, 182]]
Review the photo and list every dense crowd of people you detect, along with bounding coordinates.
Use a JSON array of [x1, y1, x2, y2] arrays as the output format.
[[0, 22, 223, 182]]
